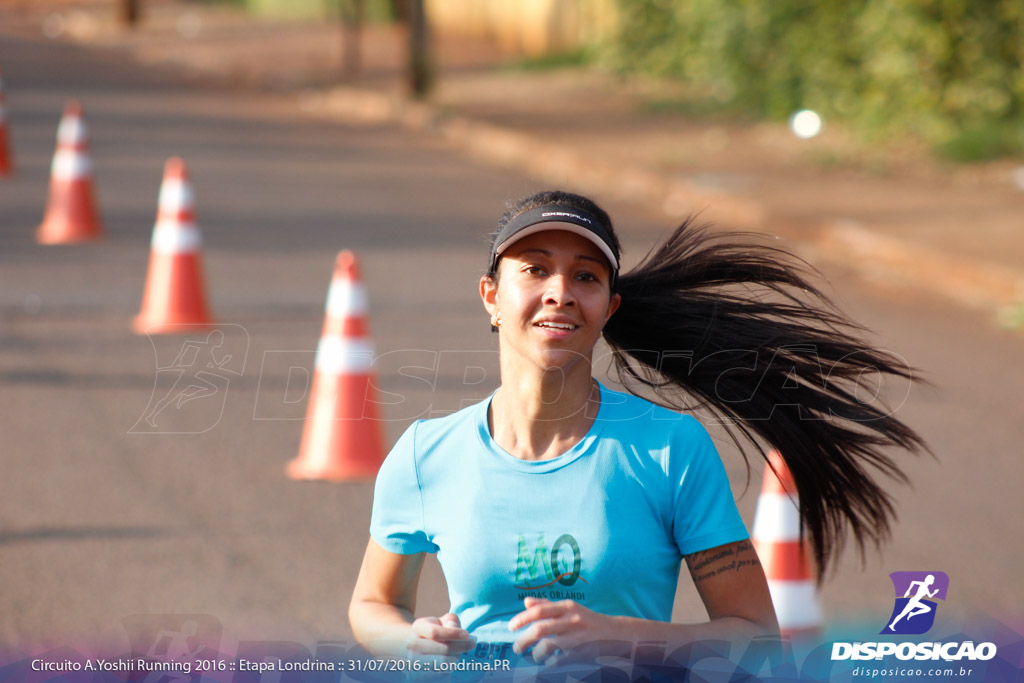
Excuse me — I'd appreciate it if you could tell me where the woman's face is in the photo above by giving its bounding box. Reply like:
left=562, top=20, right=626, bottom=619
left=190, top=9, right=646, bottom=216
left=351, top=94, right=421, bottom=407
left=480, top=229, right=621, bottom=372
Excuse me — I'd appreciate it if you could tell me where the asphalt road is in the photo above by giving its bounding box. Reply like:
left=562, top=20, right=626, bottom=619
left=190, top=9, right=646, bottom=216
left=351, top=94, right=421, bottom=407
left=1, top=28, right=1022, bottom=657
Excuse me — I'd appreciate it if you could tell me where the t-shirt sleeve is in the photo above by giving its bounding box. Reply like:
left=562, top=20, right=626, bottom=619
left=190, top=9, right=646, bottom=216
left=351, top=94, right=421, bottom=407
left=670, top=418, right=750, bottom=556
left=369, top=421, right=439, bottom=555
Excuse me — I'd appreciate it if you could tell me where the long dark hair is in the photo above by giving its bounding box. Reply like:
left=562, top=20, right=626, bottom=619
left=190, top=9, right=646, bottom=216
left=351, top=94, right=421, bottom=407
left=489, top=190, right=929, bottom=577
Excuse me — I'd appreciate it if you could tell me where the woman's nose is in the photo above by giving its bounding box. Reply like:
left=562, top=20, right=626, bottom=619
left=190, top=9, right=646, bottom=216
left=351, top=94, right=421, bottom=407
left=544, top=274, right=575, bottom=306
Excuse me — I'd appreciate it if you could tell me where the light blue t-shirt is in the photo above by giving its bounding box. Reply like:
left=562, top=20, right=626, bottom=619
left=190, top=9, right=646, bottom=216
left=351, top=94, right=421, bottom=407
left=369, top=382, right=749, bottom=643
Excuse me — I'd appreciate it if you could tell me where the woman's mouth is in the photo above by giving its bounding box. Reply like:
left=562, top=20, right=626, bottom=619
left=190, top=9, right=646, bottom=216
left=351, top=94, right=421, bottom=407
left=534, top=321, right=578, bottom=331
left=533, top=320, right=580, bottom=339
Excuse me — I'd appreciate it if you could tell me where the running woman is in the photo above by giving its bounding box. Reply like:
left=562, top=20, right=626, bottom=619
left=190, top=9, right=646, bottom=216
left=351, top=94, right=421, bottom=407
left=349, top=190, right=927, bottom=663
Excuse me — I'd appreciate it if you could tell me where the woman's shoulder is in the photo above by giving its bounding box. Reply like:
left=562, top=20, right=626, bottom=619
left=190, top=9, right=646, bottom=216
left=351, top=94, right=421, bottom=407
left=596, top=383, right=718, bottom=467
left=597, top=382, right=706, bottom=433
left=395, top=396, right=489, bottom=452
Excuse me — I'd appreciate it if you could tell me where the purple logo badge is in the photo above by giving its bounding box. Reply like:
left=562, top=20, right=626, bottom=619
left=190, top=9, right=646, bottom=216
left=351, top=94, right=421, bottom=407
left=881, top=571, right=949, bottom=635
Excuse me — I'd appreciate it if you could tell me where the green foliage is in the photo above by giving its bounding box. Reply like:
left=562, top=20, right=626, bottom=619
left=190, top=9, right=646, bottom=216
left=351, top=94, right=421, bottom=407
left=504, top=48, right=596, bottom=72
left=612, top=0, right=1024, bottom=157
left=240, top=0, right=397, bottom=23
left=998, top=302, right=1024, bottom=331
left=193, top=0, right=248, bottom=6
left=936, top=122, right=1024, bottom=162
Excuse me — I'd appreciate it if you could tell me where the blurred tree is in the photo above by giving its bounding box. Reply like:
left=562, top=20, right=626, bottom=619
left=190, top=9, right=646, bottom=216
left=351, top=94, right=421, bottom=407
left=118, top=0, right=140, bottom=27
left=338, top=0, right=365, bottom=80
left=406, top=0, right=433, bottom=97
left=389, top=0, right=410, bottom=23
left=612, top=0, right=1024, bottom=158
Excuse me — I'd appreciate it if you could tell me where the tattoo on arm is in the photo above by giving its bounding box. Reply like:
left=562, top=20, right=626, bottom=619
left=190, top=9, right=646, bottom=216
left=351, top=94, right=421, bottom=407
left=686, top=541, right=762, bottom=584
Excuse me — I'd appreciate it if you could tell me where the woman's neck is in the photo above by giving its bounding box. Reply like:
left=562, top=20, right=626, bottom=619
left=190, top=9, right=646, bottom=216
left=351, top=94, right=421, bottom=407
left=489, top=362, right=600, bottom=461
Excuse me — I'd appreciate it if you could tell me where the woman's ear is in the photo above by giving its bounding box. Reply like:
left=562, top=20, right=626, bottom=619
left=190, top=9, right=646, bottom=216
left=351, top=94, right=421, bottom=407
left=479, top=274, right=498, bottom=318
left=604, top=292, right=621, bottom=324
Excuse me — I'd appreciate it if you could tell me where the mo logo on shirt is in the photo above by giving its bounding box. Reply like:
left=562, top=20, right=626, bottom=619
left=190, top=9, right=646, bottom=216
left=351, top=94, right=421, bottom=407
left=513, top=533, right=588, bottom=591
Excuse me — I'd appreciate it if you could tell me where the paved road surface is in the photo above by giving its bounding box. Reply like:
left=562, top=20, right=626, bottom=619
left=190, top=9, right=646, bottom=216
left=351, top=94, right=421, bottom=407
left=1, top=29, right=1021, bottom=655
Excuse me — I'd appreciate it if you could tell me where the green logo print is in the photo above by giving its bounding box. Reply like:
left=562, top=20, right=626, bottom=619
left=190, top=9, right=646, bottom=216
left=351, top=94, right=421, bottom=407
left=514, top=533, right=584, bottom=589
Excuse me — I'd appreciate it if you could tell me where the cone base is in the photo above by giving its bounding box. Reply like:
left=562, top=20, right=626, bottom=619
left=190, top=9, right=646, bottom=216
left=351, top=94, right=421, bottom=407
left=134, top=252, right=214, bottom=335
left=287, top=371, right=385, bottom=483
left=132, top=315, right=215, bottom=335
left=36, top=220, right=102, bottom=244
left=37, top=179, right=103, bottom=243
left=285, top=457, right=380, bottom=482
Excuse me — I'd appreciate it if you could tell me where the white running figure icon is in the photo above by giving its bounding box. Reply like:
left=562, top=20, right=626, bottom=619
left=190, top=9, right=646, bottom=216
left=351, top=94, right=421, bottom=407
left=144, top=330, right=232, bottom=427
left=142, top=619, right=200, bottom=683
left=888, top=574, right=939, bottom=631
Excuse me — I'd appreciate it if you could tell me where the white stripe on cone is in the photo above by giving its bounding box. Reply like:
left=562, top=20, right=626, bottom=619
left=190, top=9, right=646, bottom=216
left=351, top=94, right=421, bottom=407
left=51, top=149, right=92, bottom=180
left=315, top=337, right=375, bottom=374
left=752, top=492, right=802, bottom=542
left=57, top=115, right=87, bottom=145
left=151, top=221, right=202, bottom=253
left=326, top=278, right=369, bottom=317
left=158, top=178, right=194, bottom=213
left=766, top=581, right=826, bottom=630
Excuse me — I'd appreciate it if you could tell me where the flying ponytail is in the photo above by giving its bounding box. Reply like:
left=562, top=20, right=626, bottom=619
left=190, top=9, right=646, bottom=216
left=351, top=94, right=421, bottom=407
left=602, top=218, right=929, bottom=577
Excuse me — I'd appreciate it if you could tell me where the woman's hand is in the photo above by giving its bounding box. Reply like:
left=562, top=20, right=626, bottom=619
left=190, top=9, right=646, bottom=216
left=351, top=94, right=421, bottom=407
left=509, top=597, right=620, bottom=664
left=406, top=613, right=476, bottom=657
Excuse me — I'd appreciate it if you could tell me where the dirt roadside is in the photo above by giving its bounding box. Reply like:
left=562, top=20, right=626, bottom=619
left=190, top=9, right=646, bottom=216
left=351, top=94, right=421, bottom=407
left=4, top=0, right=1023, bottom=329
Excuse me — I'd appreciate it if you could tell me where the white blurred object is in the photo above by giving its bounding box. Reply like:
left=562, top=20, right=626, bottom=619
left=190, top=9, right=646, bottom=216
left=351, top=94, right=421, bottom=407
left=1012, top=165, right=1024, bottom=192
left=790, top=109, right=824, bottom=139
left=66, top=10, right=101, bottom=40
left=42, top=13, right=66, bottom=38
left=177, top=12, right=203, bottom=39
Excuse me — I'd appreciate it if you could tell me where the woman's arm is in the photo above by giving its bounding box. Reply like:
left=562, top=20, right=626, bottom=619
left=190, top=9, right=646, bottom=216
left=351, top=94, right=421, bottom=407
left=678, top=539, right=779, bottom=638
left=510, top=539, right=778, bottom=663
left=349, top=538, right=475, bottom=658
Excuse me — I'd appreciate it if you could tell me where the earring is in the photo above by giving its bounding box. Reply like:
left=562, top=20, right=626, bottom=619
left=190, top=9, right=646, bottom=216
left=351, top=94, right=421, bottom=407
left=490, top=315, right=501, bottom=327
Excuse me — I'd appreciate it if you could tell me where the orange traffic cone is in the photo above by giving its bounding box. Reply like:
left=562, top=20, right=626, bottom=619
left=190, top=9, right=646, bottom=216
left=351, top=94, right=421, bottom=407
left=287, top=251, right=385, bottom=482
left=752, top=450, right=825, bottom=640
left=0, top=67, right=12, bottom=177
left=133, top=157, right=214, bottom=334
left=37, top=100, right=102, bottom=243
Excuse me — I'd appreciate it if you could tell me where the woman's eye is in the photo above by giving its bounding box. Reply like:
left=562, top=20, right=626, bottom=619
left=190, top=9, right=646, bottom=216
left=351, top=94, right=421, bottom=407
left=525, top=266, right=546, bottom=276
left=577, top=271, right=599, bottom=282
